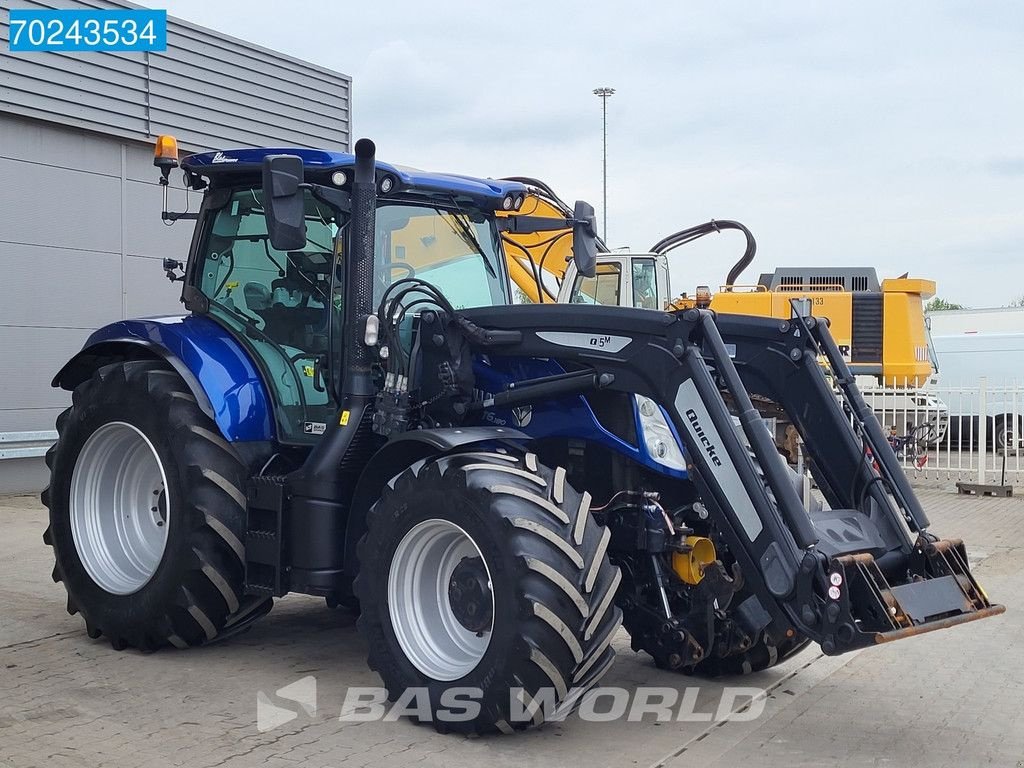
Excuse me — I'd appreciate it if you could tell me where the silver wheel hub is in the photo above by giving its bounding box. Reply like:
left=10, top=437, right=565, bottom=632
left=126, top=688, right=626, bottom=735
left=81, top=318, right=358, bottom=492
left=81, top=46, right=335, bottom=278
left=388, top=519, right=494, bottom=681
left=70, top=421, right=170, bottom=595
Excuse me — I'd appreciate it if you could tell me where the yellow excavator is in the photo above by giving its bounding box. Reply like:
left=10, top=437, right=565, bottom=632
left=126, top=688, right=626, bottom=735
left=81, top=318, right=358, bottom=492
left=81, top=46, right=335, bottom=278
left=497, top=178, right=937, bottom=389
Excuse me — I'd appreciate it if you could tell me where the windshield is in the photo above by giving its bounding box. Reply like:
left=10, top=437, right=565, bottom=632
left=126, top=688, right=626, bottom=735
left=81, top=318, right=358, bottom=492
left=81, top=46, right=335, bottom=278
left=374, top=203, right=508, bottom=310
left=631, top=258, right=659, bottom=309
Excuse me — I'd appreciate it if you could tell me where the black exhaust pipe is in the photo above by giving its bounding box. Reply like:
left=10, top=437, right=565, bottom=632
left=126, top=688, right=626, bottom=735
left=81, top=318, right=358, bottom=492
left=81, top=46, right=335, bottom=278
left=287, top=140, right=380, bottom=594
left=344, top=138, right=378, bottom=397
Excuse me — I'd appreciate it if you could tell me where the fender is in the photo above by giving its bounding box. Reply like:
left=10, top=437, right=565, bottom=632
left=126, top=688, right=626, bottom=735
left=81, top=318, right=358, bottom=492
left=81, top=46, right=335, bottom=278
left=341, top=426, right=531, bottom=588
left=52, top=315, right=274, bottom=443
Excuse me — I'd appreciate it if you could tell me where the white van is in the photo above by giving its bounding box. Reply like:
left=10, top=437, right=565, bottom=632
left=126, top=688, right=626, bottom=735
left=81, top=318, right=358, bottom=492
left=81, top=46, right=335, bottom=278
left=929, top=308, right=1024, bottom=449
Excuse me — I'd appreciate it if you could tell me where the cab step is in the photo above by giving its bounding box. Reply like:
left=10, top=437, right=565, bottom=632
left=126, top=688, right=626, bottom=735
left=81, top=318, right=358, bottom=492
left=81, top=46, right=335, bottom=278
left=244, top=475, right=289, bottom=598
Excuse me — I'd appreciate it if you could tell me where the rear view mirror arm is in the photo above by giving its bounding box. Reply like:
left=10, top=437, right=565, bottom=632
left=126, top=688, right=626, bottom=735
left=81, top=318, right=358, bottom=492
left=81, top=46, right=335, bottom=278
left=496, top=215, right=573, bottom=234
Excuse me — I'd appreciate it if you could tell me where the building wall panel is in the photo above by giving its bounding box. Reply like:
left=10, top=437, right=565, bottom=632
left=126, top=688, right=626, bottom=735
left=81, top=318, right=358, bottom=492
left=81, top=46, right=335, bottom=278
left=0, top=0, right=350, bottom=490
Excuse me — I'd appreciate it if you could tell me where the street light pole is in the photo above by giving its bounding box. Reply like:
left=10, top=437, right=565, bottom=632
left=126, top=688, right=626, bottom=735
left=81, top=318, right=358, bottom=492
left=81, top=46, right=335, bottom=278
left=593, top=86, right=615, bottom=243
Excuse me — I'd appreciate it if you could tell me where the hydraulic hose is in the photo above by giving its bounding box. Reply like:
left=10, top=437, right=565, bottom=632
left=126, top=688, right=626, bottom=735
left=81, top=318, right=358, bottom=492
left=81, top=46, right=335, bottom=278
left=649, top=220, right=756, bottom=289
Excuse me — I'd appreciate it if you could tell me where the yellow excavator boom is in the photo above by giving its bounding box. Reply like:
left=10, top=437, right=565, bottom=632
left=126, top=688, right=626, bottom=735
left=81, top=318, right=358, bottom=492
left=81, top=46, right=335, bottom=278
left=496, top=182, right=577, bottom=303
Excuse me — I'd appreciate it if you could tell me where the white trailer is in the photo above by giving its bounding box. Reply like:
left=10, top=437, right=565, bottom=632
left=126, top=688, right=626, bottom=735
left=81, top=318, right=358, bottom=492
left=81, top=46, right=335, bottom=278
left=929, top=307, right=1024, bottom=449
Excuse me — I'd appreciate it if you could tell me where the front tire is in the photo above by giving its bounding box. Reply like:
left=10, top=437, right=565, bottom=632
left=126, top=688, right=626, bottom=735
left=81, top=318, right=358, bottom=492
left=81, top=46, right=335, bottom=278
left=689, top=633, right=811, bottom=677
left=42, top=361, right=257, bottom=650
left=355, top=451, right=622, bottom=734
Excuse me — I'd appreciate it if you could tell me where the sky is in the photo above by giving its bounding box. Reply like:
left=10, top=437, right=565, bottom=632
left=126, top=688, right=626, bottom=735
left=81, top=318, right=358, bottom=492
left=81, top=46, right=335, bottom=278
left=145, top=1, right=1023, bottom=307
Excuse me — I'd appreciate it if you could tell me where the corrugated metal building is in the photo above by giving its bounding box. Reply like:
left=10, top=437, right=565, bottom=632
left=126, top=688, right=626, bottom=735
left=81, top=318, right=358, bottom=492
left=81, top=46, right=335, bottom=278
left=0, top=0, right=351, bottom=491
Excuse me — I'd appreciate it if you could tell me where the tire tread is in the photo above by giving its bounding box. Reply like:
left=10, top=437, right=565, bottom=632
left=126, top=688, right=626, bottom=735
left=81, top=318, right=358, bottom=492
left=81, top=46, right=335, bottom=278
left=355, top=450, right=622, bottom=734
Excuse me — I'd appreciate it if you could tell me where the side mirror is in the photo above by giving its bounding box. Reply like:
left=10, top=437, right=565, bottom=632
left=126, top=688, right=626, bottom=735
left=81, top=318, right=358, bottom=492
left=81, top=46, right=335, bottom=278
left=262, top=155, right=307, bottom=251
left=572, top=200, right=598, bottom=278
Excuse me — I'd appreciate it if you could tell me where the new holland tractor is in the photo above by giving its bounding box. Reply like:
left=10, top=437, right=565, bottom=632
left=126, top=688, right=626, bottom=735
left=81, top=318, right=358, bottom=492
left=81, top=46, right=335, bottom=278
left=43, top=137, right=1002, bottom=734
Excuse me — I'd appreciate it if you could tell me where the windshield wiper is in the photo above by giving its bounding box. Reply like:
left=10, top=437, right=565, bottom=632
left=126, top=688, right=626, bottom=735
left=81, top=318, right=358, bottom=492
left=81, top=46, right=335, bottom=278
left=442, top=203, right=498, bottom=279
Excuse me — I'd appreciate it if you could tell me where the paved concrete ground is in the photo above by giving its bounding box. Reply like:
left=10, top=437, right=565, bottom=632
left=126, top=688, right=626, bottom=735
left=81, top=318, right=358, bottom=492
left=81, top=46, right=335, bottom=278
left=1, top=489, right=1020, bottom=767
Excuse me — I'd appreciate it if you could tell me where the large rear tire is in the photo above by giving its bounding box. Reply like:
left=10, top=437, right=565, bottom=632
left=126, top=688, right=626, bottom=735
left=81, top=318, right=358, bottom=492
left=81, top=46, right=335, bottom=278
left=42, top=361, right=260, bottom=650
left=355, top=451, right=622, bottom=734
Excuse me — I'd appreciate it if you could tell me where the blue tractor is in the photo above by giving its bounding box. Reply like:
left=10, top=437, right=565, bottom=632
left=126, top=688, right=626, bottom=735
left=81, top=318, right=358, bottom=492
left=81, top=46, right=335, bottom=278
left=43, top=138, right=1002, bottom=733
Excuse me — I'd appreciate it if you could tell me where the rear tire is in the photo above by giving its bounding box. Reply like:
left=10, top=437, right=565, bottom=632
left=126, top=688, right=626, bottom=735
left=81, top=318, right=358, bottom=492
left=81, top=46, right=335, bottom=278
left=42, top=361, right=259, bottom=650
left=355, top=451, right=622, bottom=734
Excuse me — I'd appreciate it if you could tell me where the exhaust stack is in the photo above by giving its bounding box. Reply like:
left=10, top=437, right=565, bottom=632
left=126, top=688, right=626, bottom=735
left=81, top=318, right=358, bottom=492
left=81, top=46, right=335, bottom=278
left=345, top=138, right=378, bottom=397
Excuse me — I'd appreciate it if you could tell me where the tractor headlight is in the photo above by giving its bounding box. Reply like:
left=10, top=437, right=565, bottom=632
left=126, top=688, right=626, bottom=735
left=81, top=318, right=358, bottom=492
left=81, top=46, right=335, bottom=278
left=635, top=395, right=687, bottom=471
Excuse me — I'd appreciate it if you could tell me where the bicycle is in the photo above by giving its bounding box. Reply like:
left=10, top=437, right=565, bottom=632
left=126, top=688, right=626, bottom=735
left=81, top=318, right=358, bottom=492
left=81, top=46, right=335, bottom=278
left=886, top=420, right=937, bottom=469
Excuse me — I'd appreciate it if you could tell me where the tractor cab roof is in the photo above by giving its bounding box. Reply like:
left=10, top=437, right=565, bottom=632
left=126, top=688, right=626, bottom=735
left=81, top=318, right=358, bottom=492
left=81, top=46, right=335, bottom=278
left=182, top=147, right=527, bottom=210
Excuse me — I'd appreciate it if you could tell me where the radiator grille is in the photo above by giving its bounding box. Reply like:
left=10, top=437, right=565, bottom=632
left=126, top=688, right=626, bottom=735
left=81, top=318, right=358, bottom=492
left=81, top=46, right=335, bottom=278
left=851, top=293, right=884, bottom=362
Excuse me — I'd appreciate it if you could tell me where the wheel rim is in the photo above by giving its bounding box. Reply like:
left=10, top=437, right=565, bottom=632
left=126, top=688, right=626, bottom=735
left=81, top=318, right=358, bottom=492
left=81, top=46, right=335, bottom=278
left=70, top=422, right=170, bottom=595
left=388, top=519, right=494, bottom=681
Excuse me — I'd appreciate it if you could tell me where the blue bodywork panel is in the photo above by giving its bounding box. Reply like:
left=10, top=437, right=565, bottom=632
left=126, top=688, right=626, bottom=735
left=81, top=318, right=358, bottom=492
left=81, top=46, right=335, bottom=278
left=82, top=315, right=274, bottom=442
left=182, top=148, right=527, bottom=209
left=473, top=356, right=689, bottom=480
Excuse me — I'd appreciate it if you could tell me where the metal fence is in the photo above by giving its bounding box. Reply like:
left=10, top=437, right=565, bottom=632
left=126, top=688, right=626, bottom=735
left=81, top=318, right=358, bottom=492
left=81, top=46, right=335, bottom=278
left=861, top=377, right=1024, bottom=486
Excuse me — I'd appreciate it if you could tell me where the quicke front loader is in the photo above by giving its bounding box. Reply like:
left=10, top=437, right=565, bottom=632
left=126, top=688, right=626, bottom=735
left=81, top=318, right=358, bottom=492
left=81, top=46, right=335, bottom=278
left=42, top=138, right=1002, bottom=734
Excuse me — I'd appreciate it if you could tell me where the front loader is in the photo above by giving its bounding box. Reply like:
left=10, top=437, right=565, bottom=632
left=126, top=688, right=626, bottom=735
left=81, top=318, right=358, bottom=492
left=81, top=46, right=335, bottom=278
left=43, top=137, right=1002, bottom=734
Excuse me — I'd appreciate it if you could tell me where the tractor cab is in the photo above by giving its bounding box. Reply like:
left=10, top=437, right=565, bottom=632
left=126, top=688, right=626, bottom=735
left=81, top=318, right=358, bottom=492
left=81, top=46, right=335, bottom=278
left=162, top=142, right=526, bottom=444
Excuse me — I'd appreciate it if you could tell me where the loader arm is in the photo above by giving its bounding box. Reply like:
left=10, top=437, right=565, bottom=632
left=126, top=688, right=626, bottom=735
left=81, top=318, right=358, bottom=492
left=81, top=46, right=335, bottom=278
left=407, top=303, right=1002, bottom=655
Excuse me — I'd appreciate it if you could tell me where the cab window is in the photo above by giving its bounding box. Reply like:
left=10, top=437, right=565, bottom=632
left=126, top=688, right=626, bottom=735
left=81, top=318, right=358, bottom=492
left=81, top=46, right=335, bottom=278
left=632, top=258, right=659, bottom=309
left=374, top=203, right=508, bottom=310
left=197, top=187, right=341, bottom=443
left=570, top=263, right=622, bottom=305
